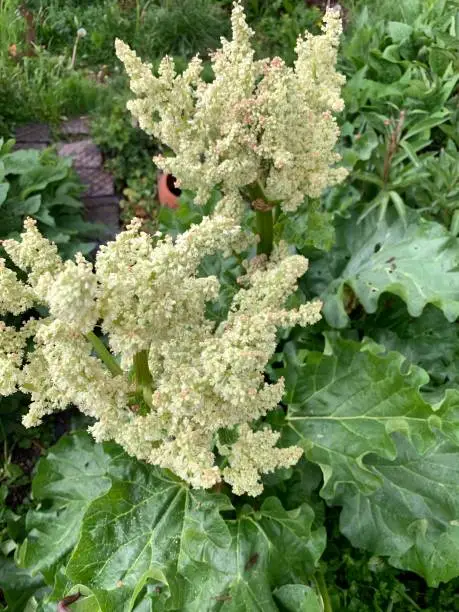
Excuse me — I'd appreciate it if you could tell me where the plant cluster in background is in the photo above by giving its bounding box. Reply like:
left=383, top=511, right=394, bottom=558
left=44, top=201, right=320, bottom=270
left=0, top=138, right=104, bottom=256
left=0, top=0, right=229, bottom=136
left=0, top=0, right=103, bottom=136
left=327, top=0, right=459, bottom=231
left=89, top=88, right=160, bottom=231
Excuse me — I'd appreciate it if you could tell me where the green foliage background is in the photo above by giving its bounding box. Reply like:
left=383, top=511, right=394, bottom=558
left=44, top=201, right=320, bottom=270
left=2, top=0, right=459, bottom=610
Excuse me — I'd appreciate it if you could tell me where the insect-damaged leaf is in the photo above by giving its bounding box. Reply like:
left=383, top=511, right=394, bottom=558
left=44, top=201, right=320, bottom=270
left=306, top=210, right=459, bottom=328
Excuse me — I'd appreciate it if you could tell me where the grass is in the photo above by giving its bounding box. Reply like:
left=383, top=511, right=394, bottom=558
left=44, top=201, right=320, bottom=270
left=0, top=0, right=24, bottom=61
left=0, top=53, right=104, bottom=134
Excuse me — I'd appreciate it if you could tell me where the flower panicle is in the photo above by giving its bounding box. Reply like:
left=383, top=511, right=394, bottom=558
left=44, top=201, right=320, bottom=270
left=0, top=217, right=321, bottom=496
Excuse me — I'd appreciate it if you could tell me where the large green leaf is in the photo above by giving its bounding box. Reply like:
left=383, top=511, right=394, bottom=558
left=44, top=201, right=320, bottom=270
left=273, top=584, right=322, bottom=611
left=275, top=200, right=335, bottom=253
left=282, top=335, right=452, bottom=499
left=2, top=149, right=41, bottom=175
left=19, top=433, right=115, bottom=577
left=0, top=557, right=46, bottom=612
left=11, top=194, right=42, bottom=217
left=19, top=162, right=70, bottom=199
left=361, top=300, right=459, bottom=389
left=0, top=146, right=102, bottom=257
left=339, top=434, right=459, bottom=586
left=65, top=452, right=325, bottom=611
left=308, top=211, right=459, bottom=328
left=387, top=21, right=413, bottom=43
left=283, top=335, right=459, bottom=585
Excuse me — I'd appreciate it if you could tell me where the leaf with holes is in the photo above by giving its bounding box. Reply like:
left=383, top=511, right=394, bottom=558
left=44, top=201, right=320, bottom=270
left=307, top=210, right=459, bottom=328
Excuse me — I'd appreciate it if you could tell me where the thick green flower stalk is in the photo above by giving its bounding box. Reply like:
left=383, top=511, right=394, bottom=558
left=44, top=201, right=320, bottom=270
left=115, top=2, right=347, bottom=253
left=0, top=218, right=321, bottom=495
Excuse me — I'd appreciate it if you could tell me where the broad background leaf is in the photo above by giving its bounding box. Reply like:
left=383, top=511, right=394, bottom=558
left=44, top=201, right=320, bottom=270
left=283, top=335, right=459, bottom=586
left=283, top=334, right=443, bottom=498
left=19, top=433, right=115, bottom=577
left=305, top=211, right=459, bottom=328
left=339, top=434, right=459, bottom=586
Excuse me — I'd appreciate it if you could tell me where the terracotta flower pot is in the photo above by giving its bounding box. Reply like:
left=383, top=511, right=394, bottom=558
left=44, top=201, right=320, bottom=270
left=157, top=173, right=181, bottom=209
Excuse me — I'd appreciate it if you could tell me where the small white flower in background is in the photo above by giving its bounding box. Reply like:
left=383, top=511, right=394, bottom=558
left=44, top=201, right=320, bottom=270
left=77, top=27, right=87, bottom=38
left=0, top=218, right=322, bottom=496
left=116, top=1, right=347, bottom=213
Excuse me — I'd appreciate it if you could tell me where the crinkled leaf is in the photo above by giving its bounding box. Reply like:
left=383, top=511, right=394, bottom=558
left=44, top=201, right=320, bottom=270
left=19, top=433, right=115, bottom=577
left=339, top=434, right=459, bottom=586
left=433, top=389, right=459, bottom=447
left=66, top=452, right=325, bottom=611
left=308, top=211, right=459, bottom=328
left=362, top=301, right=459, bottom=387
left=275, top=200, right=335, bottom=253
left=283, top=334, right=448, bottom=499
left=199, top=254, right=244, bottom=323
left=2, top=149, right=41, bottom=175
left=0, top=557, right=46, bottom=612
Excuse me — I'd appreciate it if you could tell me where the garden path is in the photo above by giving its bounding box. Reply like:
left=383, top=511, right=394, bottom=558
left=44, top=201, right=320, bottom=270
left=14, top=118, right=120, bottom=237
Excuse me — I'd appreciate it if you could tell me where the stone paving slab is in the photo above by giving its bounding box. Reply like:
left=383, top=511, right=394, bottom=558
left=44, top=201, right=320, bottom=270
left=78, top=167, right=115, bottom=197
left=60, top=117, right=90, bottom=137
left=15, top=120, right=119, bottom=237
left=13, top=141, right=48, bottom=151
left=84, top=196, right=120, bottom=234
left=15, top=123, right=51, bottom=144
left=57, top=139, right=102, bottom=169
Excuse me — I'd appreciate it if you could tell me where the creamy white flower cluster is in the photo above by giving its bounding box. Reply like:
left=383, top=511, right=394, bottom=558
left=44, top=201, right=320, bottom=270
left=115, top=2, right=346, bottom=212
left=0, top=218, right=321, bottom=495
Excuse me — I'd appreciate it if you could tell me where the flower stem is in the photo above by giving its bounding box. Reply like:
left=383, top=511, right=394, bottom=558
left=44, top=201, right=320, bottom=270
left=255, top=208, right=273, bottom=256
left=133, top=350, right=152, bottom=386
left=86, top=331, right=122, bottom=377
left=243, top=182, right=274, bottom=256
left=133, top=350, right=153, bottom=408
left=314, top=568, right=333, bottom=612
left=70, top=36, right=79, bottom=70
